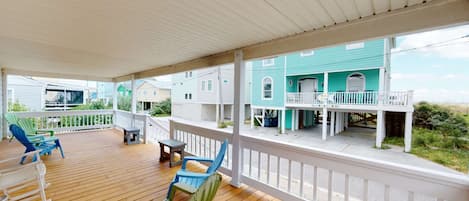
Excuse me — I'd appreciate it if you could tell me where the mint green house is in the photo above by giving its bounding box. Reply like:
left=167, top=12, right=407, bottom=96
left=250, top=38, right=415, bottom=151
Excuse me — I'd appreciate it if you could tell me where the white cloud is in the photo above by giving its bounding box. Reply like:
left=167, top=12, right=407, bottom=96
left=394, top=25, right=469, bottom=59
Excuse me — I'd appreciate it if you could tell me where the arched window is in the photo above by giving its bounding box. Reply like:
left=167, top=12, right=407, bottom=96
left=347, top=73, right=365, bottom=92
left=262, top=77, right=273, bottom=99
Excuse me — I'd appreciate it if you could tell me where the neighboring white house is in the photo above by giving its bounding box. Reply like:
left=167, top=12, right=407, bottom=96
left=136, top=79, right=171, bottom=112
left=8, top=75, right=87, bottom=111
left=171, top=63, right=252, bottom=122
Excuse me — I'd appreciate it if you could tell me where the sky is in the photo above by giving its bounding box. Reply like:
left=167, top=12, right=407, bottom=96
left=390, top=24, right=469, bottom=103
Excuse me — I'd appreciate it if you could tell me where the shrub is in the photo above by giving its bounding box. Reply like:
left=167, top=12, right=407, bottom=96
left=149, top=98, right=171, bottom=116
left=8, top=101, right=28, bottom=112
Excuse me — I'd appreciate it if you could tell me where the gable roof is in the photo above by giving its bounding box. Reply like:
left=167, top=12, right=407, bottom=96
left=137, top=79, right=171, bottom=90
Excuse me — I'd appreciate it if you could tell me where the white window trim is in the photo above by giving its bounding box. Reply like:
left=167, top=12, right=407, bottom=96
left=300, top=50, right=315, bottom=57
left=262, top=58, right=275, bottom=66
left=346, top=42, right=365, bottom=50
left=346, top=72, right=366, bottom=92
left=262, top=76, right=273, bottom=100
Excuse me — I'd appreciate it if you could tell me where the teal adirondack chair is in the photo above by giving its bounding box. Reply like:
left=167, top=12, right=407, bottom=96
left=166, top=139, right=228, bottom=201
left=167, top=173, right=222, bottom=201
left=9, top=124, right=64, bottom=163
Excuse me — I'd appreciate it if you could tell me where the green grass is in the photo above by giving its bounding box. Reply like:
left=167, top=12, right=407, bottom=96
left=152, top=113, right=170, bottom=117
left=383, top=128, right=469, bottom=173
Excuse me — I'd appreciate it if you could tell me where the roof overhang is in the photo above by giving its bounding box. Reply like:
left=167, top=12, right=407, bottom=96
left=0, top=0, right=467, bottom=82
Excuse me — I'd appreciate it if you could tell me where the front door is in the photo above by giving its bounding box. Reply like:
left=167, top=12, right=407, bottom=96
left=298, top=78, right=318, bottom=93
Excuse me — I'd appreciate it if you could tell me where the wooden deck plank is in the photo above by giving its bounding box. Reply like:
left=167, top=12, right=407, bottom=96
left=0, top=129, right=277, bottom=201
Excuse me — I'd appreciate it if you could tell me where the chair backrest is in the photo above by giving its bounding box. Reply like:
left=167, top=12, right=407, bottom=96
left=206, top=139, right=228, bottom=174
left=189, top=173, right=222, bottom=201
left=9, top=124, right=35, bottom=151
left=4, top=113, right=19, bottom=125
left=17, top=118, right=37, bottom=135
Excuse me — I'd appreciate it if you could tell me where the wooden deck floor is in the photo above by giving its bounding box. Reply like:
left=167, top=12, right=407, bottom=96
left=0, top=129, right=278, bottom=201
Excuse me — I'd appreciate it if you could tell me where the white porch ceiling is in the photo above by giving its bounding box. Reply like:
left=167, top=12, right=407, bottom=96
left=0, top=0, right=466, bottom=81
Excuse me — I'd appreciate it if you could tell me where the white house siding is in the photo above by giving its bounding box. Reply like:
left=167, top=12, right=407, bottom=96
left=171, top=103, right=203, bottom=121
left=8, top=76, right=44, bottom=111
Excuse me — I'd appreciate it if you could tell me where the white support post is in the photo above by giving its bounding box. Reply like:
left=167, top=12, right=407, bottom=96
left=376, top=110, right=384, bottom=148
left=322, top=72, right=329, bottom=140
left=131, top=75, right=137, bottom=127
left=1, top=69, right=7, bottom=140
left=295, top=109, right=299, bottom=130
left=231, top=49, right=245, bottom=187
left=335, top=112, right=341, bottom=134
left=216, top=104, right=220, bottom=124
left=231, top=105, right=234, bottom=121
left=378, top=68, right=385, bottom=106
left=404, top=112, right=413, bottom=152
left=250, top=108, right=254, bottom=129
left=112, top=82, right=118, bottom=127
left=281, top=109, right=286, bottom=134
left=322, top=108, right=328, bottom=140
left=330, top=111, right=335, bottom=136
left=291, top=110, right=295, bottom=131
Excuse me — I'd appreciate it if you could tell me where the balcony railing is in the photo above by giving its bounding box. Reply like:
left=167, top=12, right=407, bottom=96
left=286, top=91, right=413, bottom=107
left=170, top=120, right=469, bottom=201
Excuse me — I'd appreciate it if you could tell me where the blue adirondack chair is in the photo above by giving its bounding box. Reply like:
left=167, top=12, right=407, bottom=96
left=9, top=124, right=65, bottom=163
left=166, top=139, right=228, bottom=200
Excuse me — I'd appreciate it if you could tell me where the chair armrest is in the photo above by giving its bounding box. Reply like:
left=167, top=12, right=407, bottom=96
left=176, top=170, right=211, bottom=179
left=182, top=156, right=214, bottom=170
left=28, top=135, right=46, bottom=142
left=36, top=129, right=55, bottom=136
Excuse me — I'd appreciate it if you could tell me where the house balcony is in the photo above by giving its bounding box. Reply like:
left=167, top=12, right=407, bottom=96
left=286, top=91, right=413, bottom=112
left=3, top=109, right=468, bottom=201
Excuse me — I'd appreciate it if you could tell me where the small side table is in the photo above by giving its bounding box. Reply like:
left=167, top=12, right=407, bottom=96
left=123, top=128, right=140, bottom=145
left=158, top=139, right=186, bottom=167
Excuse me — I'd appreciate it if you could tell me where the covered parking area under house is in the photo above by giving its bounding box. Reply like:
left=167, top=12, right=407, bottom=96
left=1, top=0, right=469, bottom=201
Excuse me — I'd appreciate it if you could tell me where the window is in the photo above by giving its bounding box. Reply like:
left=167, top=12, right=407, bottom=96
left=346, top=42, right=365, bottom=50
left=153, top=91, right=157, bottom=96
left=185, top=93, right=188, bottom=99
left=189, top=71, right=192, bottom=77
left=201, top=80, right=206, bottom=91
left=188, top=93, right=192, bottom=99
left=207, top=80, right=213, bottom=91
left=262, top=77, right=273, bottom=99
left=185, top=71, right=193, bottom=78
left=262, top=58, right=275, bottom=66
left=300, top=50, right=314, bottom=57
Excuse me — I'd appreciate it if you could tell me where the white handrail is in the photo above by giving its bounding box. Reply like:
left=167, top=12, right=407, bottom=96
left=8, top=110, right=114, bottom=133
left=169, top=120, right=469, bottom=201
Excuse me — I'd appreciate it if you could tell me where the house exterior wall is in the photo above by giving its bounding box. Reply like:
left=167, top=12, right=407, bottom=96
left=8, top=76, right=44, bottom=112
left=136, top=82, right=170, bottom=103
left=252, top=39, right=386, bottom=108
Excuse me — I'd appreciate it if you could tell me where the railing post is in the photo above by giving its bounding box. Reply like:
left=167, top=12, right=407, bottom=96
left=1, top=69, right=7, bottom=140
left=231, top=49, right=244, bottom=187
left=112, top=82, right=118, bottom=128
left=169, top=119, right=175, bottom=140
left=131, top=74, right=137, bottom=127
left=143, top=115, right=148, bottom=144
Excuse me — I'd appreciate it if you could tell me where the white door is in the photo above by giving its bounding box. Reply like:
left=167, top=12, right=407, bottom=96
left=347, top=73, right=365, bottom=92
left=299, top=78, right=318, bottom=93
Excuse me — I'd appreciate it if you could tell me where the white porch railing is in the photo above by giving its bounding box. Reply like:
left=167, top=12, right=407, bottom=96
left=10, top=110, right=114, bottom=133
left=286, top=92, right=321, bottom=105
left=170, top=120, right=469, bottom=201
left=114, top=110, right=169, bottom=144
left=286, top=91, right=413, bottom=107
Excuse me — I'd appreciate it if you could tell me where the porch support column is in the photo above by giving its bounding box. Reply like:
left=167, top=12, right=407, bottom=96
left=131, top=75, right=137, bottom=127
left=291, top=110, right=295, bottom=131
left=322, top=72, right=328, bottom=140
left=404, top=112, right=413, bottom=152
left=112, top=82, right=118, bottom=127
left=231, top=49, right=245, bottom=187
left=1, top=69, right=7, bottom=140
left=250, top=108, right=254, bottom=128
left=281, top=109, right=286, bottom=134
left=376, top=110, right=384, bottom=148
left=330, top=111, right=335, bottom=136
left=378, top=68, right=385, bottom=105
